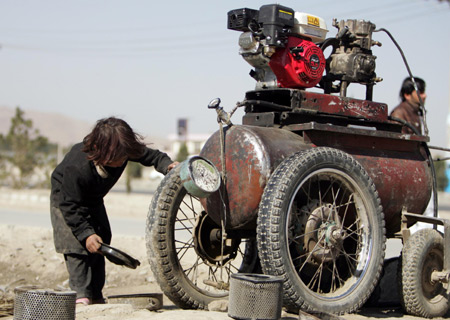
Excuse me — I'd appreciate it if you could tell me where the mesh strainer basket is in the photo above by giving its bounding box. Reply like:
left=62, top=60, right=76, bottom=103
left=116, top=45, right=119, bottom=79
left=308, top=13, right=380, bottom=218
left=228, top=273, right=283, bottom=320
left=14, top=286, right=76, bottom=320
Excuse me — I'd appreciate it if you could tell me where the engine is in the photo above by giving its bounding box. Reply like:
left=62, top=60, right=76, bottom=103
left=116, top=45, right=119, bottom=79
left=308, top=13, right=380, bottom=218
left=269, top=36, right=325, bottom=88
left=228, top=4, right=327, bottom=90
left=228, top=4, right=382, bottom=99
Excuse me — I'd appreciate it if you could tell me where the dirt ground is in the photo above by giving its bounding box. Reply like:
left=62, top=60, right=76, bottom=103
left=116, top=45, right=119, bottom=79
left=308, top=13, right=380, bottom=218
left=1, top=188, right=450, bottom=319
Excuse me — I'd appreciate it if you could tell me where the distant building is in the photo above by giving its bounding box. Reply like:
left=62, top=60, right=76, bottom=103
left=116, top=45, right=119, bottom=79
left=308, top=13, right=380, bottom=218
left=168, top=133, right=211, bottom=158
left=169, top=118, right=211, bottom=158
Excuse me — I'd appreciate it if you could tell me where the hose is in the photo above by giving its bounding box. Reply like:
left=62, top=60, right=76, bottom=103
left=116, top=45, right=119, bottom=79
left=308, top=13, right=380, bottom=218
left=374, top=28, right=429, bottom=136
left=374, top=28, right=436, bottom=218
left=388, top=116, right=421, bottom=135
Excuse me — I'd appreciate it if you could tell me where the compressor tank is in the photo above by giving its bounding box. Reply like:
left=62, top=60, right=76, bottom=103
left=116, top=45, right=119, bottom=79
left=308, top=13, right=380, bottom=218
left=200, top=125, right=311, bottom=230
left=200, top=124, right=432, bottom=235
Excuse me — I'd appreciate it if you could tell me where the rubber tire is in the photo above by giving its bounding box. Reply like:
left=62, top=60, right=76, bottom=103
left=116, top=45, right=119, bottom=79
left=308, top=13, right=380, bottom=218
left=257, top=147, right=386, bottom=314
left=399, top=228, right=448, bottom=318
left=146, top=166, right=257, bottom=309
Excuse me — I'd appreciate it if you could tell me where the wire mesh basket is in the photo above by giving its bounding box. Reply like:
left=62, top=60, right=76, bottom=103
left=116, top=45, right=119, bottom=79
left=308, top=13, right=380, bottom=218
left=228, top=273, right=283, bottom=320
left=14, top=286, right=76, bottom=320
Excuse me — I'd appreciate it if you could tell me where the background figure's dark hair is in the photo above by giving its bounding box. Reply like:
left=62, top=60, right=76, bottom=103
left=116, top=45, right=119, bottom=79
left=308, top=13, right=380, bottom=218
left=82, top=117, right=146, bottom=165
left=399, top=76, right=426, bottom=101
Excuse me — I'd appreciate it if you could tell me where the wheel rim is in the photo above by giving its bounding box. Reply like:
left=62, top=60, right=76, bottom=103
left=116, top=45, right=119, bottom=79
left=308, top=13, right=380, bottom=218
left=173, top=191, right=253, bottom=296
left=286, top=168, right=372, bottom=300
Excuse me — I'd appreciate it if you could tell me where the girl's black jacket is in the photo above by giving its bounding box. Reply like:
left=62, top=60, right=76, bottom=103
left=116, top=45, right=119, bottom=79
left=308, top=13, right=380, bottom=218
left=50, top=142, right=173, bottom=254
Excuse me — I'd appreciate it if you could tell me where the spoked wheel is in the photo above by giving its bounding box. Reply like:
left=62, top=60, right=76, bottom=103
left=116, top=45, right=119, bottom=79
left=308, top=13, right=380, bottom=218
left=257, top=147, right=386, bottom=314
left=399, top=228, right=448, bottom=318
left=146, top=167, right=258, bottom=309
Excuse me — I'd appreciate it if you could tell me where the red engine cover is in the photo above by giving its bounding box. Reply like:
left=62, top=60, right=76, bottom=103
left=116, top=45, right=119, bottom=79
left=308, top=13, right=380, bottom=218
left=269, top=36, right=325, bottom=88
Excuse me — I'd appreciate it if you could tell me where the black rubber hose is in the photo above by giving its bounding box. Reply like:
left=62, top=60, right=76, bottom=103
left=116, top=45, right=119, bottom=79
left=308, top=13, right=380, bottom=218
left=375, top=27, right=436, bottom=218
left=388, top=116, right=421, bottom=136
left=374, top=28, right=428, bottom=136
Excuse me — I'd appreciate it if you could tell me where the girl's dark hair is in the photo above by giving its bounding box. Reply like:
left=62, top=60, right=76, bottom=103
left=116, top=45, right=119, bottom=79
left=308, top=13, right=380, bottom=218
left=82, top=117, right=146, bottom=165
left=400, top=77, right=426, bottom=101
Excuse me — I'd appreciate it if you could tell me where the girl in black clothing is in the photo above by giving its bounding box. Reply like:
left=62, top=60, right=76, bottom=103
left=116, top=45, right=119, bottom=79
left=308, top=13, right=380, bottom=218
left=50, top=117, right=178, bottom=305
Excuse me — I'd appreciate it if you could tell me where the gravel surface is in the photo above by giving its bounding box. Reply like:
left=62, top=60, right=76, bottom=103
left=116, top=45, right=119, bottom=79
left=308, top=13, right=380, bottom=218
left=2, top=188, right=450, bottom=319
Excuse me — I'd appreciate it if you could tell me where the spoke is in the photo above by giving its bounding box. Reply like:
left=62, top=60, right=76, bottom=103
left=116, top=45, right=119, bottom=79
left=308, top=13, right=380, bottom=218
left=182, top=196, right=197, bottom=212
left=334, top=198, right=356, bottom=211
left=175, top=219, right=194, bottom=235
left=320, top=176, right=335, bottom=204
left=318, top=178, right=324, bottom=212
left=291, top=227, right=319, bottom=244
left=183, top=256, right=210, bottom=283
left=225, top=263, right=232, bottom=278
left=345, top=233, right=360, bottom=244
left=330, top=258, right=336, bottom=292
left=180, top=196, right=200, bottom=223
left=298, top=231, right=327, bottom=273
left=300, top=177, right=314, bottom=203
left=343, top=217, right=361, bottom=235
left=337, top=194, right=355, bottom=228
left=178, top=207, right=196, bottom=229
left=343, top=222, right=363, bottom=244
left=208, top=265, right=220, bottom=283
left=338, top=188, right=352, bottom=209
left=175, top=238, right=194, bottom=248
left=229, top=262, right=241, bottom=273
left=290, top=225, right=326, bottom=265
left=330, top=182, right=342, bottom=222
left=327, top=259, right=336, bottom=292
left=307, top=260, right=324, bottom=292
left=335, top=245, right=358, bottom=275
left=184, top=255, right=201, bottom=279
left=175, top=216, right=196, bottom=224
left=175, top=239, right=195, bottom=260
left=334, top=244, right=359, bottom=264
left=292, top=250, right=313, bottom=263
left=316, top=259, right=326, bottom=293
left=329, top=256, right=346, bottom=290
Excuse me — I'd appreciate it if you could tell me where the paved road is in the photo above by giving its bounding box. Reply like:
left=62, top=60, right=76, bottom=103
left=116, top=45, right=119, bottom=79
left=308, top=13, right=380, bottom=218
left=3, top=191, right=450, bottom=253
left=0, top=207, right=147, bottom=237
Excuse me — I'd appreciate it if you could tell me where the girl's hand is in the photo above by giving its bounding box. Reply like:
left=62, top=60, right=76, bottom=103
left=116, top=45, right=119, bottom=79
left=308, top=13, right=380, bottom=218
left=168, top=162, right=179, bottom=172
left=86, top=234, right=103, bottom=253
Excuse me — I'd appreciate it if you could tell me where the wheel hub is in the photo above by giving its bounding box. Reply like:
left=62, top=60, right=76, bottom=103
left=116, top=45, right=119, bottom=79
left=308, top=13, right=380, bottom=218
left=303, top=203, right=345, bottom=264
left=423, top=253, right=445, bottom=295
left=193, top=211, right=240, bottom=265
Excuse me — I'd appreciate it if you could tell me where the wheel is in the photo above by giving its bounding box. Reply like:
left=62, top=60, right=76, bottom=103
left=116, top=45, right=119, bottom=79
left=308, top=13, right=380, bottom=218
left=257, top=147, right=386, bottom=314
left=146, top=166, right=258, bottom=309
left=399, top=228, right=448, bottom=318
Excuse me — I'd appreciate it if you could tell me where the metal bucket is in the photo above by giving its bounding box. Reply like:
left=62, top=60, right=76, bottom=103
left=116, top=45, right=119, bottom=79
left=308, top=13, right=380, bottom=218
left=14, top=286, right=76, bottom=320
left=228, top=273, right=283, bottom=320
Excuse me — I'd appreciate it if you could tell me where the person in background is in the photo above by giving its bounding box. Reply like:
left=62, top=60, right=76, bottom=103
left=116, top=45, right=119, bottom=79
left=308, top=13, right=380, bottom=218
left=390, top=76, right=427, bottom=135
left=390, top=77, right=442, bottom=234
left=50, top=117, right=178, bottom=305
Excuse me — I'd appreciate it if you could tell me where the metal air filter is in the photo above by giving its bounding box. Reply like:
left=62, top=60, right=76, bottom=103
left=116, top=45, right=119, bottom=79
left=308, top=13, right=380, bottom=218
left=14, top=286, right=76, bottom=320
left=228, top=273, right=283, bottom=320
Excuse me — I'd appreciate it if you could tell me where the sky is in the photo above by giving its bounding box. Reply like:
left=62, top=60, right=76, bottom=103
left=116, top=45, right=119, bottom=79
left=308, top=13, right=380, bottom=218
left=0, top=0, right=449, bottom=148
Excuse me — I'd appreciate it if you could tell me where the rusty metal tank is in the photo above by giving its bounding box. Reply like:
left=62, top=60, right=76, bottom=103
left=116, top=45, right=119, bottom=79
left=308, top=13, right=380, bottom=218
left=200, top=125, right=312, bottom=230
left=200, top=89, right=433, bottom=235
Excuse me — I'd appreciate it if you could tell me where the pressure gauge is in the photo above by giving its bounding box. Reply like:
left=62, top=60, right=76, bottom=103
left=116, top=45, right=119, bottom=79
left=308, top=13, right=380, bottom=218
left=180, top=156, right=221, bottom=198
